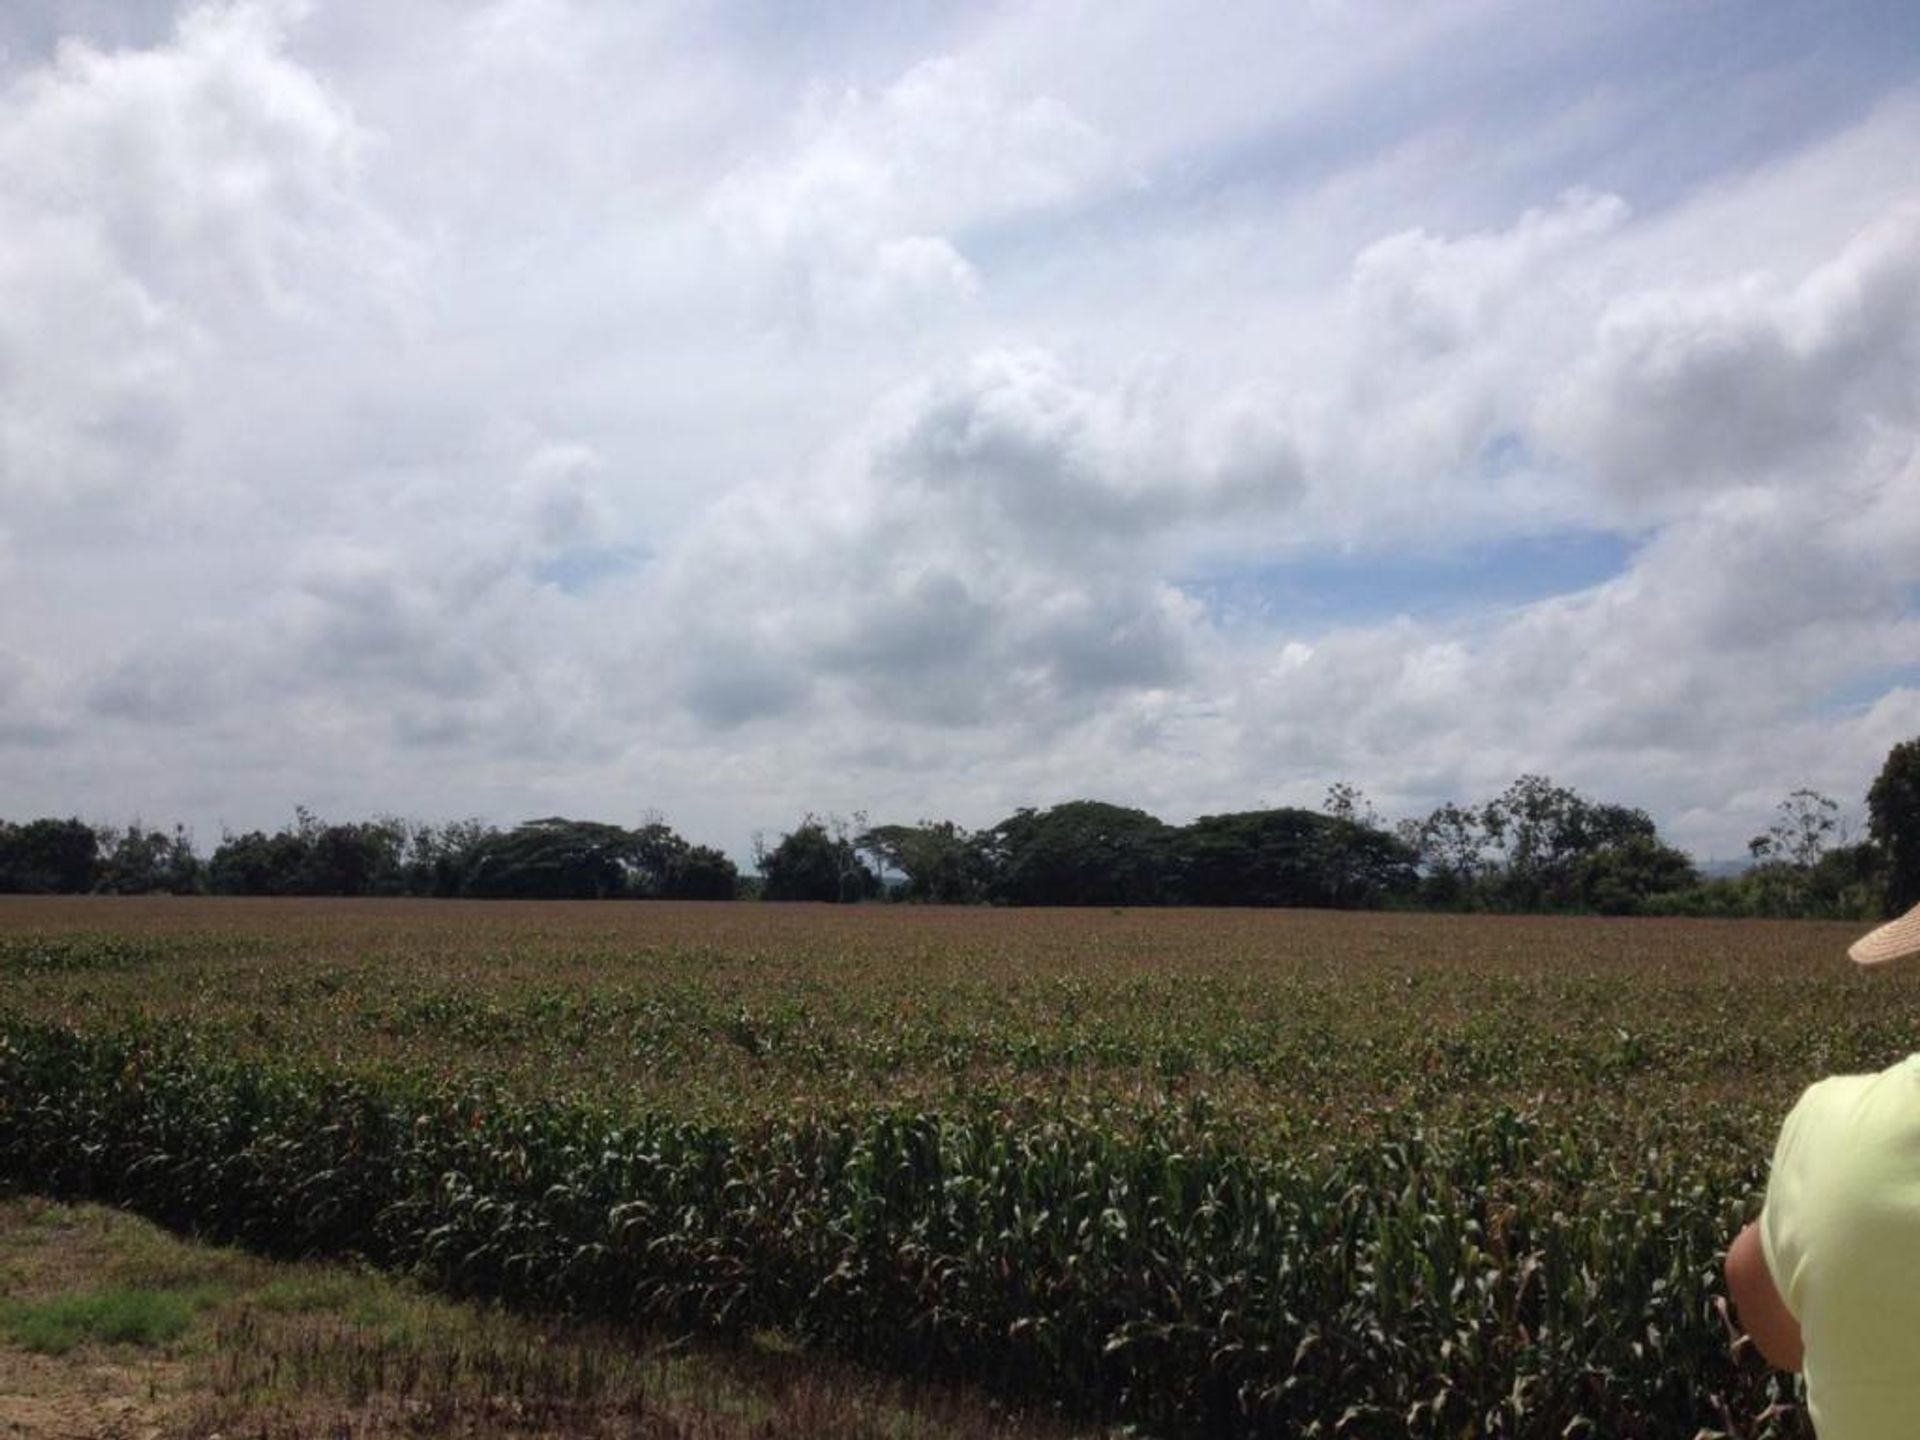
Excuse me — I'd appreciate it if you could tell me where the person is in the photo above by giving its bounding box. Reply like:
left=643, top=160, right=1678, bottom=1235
left=1725, top=900, right=1920, bottom=1437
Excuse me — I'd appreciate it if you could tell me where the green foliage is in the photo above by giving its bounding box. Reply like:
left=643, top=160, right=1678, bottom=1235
left=206, top=808, right=412, bottom=896
left=758, top=817, right=876, bottom=903
left=1479, top=776, right=1658, bottom=910
left=858, top=822, right=989, bottom=903
left=1402, top=802, right=1493, bottom=908
left=465, top=818, right=651, bottom=899
left=0, top=934, right=218, bottom=974
left=1400, top=780, right=1698, bottom=915
left=12, top=734, right=1920, bottom=916
left=1570, top=833, right=1699, bottom=915
left=400, top=818, right=497, bottom=897
left=1173, top=808, right=1415, bottom=907
left=983, top=802, right=1172, bottom=906
left=1748, top=789, right=1840, bottom=872
left=667, top=843, right=740, bottom=901
left=208, top=826, right=314, bottom=896
left=0, top=1016, right=1806, bottom=1437
left=94, top=823, right=203, bottom=895
left=1869, top=736, right=1920, bottom=914
left=197, top=812, right=736, bottom=901
left=0, top=1285, right=201, bottom=1353
left=0, top=817, right=99, bottom=894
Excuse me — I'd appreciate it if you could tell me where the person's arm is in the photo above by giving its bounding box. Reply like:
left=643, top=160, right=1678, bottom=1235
left=1726, top=1219, right=1804, bottom=1372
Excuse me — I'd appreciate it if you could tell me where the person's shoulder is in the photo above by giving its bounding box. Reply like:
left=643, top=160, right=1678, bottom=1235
left=1799, top=1059, right=1910, bottom=1100
left=1781, top=1062, right=1915, bottom=1142
left=1777, top=1072, right=1869, bottom=1144
left=1792, top=1072, right=1859, bottom=1108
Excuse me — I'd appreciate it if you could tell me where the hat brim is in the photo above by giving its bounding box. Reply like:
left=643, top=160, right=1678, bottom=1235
left=1850, top=904, right=1920, bottom=966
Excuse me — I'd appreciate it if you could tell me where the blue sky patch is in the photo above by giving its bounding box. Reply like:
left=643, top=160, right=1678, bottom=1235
left=1181, top=528, right=1636, bottom=631
left=533, top=545, right=647, bottom=595
left=1824, top=662, right=1920, bottom=714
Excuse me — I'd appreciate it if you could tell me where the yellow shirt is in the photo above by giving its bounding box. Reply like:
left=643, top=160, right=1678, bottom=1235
left=1762, top=1056, right=1920, bottom=1438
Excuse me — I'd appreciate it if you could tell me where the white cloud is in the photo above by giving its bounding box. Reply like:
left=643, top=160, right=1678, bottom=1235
left=707, top=57, right=1116, bottom=329
left=1, top=1, right=1917, bottom=862
left=0, top=1, right=407, bottom=517
left=639, top=346, right=1300, bottom=735
left=511, top=443, right=613, bottom=556
left=1541, top=203, right=1920, bottom=501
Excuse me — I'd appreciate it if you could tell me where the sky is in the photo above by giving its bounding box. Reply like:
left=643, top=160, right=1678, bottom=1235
left=2, top=0, right=1918, bottom=863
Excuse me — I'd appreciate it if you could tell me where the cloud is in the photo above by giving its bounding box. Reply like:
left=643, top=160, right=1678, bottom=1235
left=707, top=57, right=1116, bottom=328
left=0, top=650, right=70, bottom=748
left=85, top=648, right=230, bottom=726
left=0, top=1, right=406, bottom=517
left=1541, top=203, right=1920, bottom=500
left=644, top=346, right=1300, bottom=732
left=1348, top=190, right=1628, bottom=365
left=512, top=443, right=614, bottom=556
left=1, top=1, right=1917, bottom=864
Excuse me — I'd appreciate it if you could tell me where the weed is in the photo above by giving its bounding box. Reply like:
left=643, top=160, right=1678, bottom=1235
left=0, top=1285, right=201, bottom=1353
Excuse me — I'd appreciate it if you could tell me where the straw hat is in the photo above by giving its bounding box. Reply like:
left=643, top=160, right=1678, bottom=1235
left=1850, top=903, right=1920, bottom=966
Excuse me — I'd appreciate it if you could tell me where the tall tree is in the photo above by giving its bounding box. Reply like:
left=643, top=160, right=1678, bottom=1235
left=208, top=828, right=310, bottom=895
left=463, top=818, right=642, bottom=899
left=758, top=816, right=875, bottom=903
left=1869, top=737, right=1920, bottom=914
left=96, top=823, right=203, bottom=894
left=1408, top=802, right=1494, bottom=908
left=1481, top=776, right=1657, bottom=911
left=665, top=844, right=739, bottom=900
left=1572, top=834, right=1699, bottom=915
left=1748, top=789, right=1841, bottom=871
left=0, top=818, right=100, bottom=893
left=858, top=820, right=987, bottom=903
left=1175, top=808, right=1414, bottom=908
left=983, top=802, right=1172, bottom=906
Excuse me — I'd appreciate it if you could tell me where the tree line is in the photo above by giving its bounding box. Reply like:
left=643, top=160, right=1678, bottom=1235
left=0, top=811, right=736, bottom=902
left=3, top=735, right=1916, bottom=918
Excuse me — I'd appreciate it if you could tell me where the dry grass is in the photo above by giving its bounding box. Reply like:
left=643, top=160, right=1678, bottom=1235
left=0, top=1198, right=1096, bottom=1440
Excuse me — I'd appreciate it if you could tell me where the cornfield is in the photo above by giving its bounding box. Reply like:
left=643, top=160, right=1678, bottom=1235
left=1, top=897, right=1902, bottom=1436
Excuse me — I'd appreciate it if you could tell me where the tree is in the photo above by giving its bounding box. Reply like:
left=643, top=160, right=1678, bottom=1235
left=206, top=811, right=407, bottom=897
left=1744, top=789, right=1852, bottom=917
left=627, top=819, right=692, bottom=898
left=1748, top=789, right=1841, bottom=872
left=665, top=844, right=738, bottom=900
left=1573, top=834, right=1699, bottom=915
left=1174, top=808, right=1415, bottom=908
left=462, top=818, right=642, bottom=898
left=1322, top=782, right=1382, bottom=830
left=1315, top=816, right=1420, bottom=908
left=0, top=818, right=100, bottom=893
left=858, top=820, right=988, bottom=903
left=1482, top=775, right=1580, bottom=909
left=1869, top=737, right=1920, bottom=914
left=1804, top=840, right=1885, bottom=921
left=1480, top=776, right=1658, bottom=911
left=982, top=802, right=1172, bottom=906
left=302, top=821, right=401, bottom=896
left=620, top=816, right=738, bottom=900
left=208, top=825, right=313, bottom=895
left=759, top=816, right=875, bottom=902
left=1408, top=802, right=1496, bottom=908
left=404, top=819, right=496, bottom=896
left=96, top=823, right=202, bottom=894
